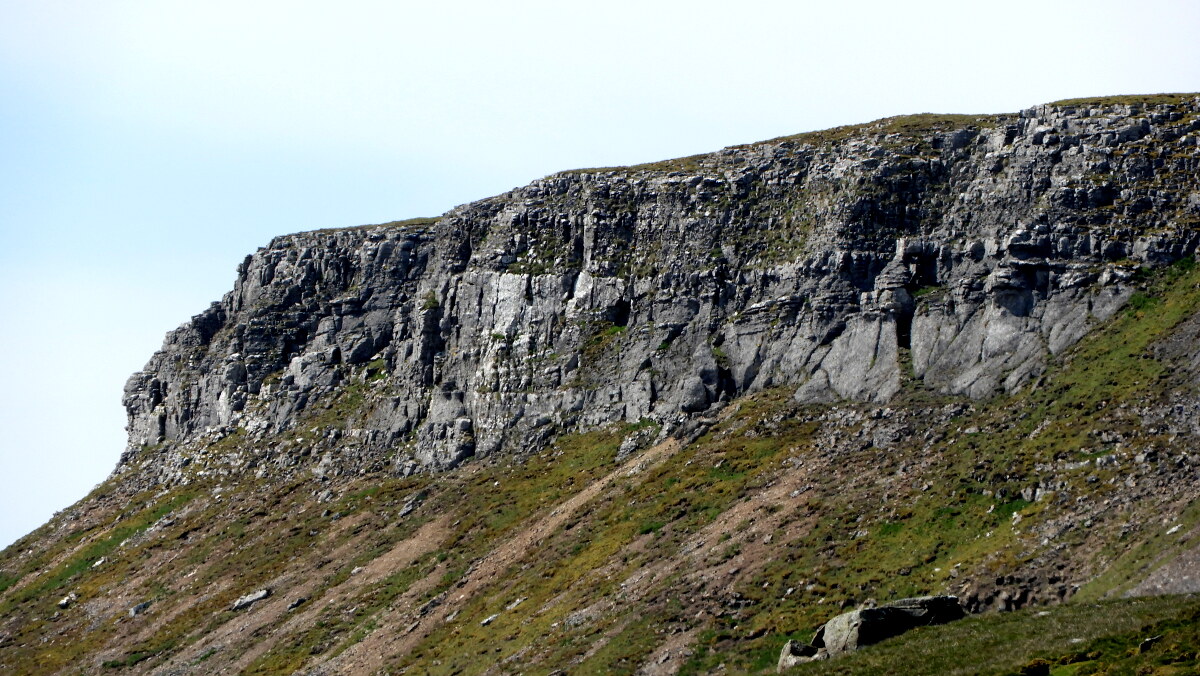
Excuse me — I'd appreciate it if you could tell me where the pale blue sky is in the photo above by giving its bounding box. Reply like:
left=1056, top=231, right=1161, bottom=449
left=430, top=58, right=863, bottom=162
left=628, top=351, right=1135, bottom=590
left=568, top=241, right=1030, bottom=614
left=2, top=0, right=1198, bottom=549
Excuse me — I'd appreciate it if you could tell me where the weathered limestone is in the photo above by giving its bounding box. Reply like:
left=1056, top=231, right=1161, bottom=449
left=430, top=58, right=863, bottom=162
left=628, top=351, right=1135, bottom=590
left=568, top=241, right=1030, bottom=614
left=778, top=596, right=966, bottom=670
left=118, top=97, right=1200, bottom=484
left=777, top=639, right=823, bottom=671
left=815, top=595, right=965, bottom=657
left=231, top=589, right=271, bottom=611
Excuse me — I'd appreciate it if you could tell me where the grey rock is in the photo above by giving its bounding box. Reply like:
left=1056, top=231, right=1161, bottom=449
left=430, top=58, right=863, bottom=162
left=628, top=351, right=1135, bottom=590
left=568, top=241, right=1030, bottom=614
left=397, top=490, right=427, bottom=518
left=616, top=424, right=656, bottom=460
left=114, top=97, right=1200, bottom=486
left=813, top=595, right=965, bottom=657
left=231, top=589, right=271, bottom=611
left=57, top=592, right=77, bottom=609
left=129, top=601, right=151, bottom=617
left=777, top=639, right=823, bottom=671
left=679, top=376, right=711, bottom=413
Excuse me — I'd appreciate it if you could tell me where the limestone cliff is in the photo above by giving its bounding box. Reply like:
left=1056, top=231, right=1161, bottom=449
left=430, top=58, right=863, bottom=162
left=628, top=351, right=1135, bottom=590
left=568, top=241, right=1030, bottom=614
left=12, top=94, right=1200, bottom=676
left=121, top=95, right=1200, bottom=483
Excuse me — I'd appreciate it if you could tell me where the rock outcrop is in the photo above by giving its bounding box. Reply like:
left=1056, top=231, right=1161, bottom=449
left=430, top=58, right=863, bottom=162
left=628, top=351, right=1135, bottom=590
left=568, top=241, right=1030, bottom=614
left=119, top=96, right=1200, bottom=485
left=814, top=595, right=966, bottom=656
left=11, top=93, right=1200, bottom=676
left=779, top=596, right=965, bottom=670
left=231, top=589, right=271, bottom=612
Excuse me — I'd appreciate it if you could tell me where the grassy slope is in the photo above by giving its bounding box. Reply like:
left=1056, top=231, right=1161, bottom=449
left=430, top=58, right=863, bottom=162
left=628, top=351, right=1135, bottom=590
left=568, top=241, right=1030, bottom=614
left=4, top=94, right=1200, bottom=674
left=4, top=260, right=1200, bottom=674
left=1050, top=93, right=1198, bottom=108
left=789, top=594, right=1200, bottom=676
left=3, top=268, right=1200, bottom=674
left=567, top=93, right=1197, bottom=177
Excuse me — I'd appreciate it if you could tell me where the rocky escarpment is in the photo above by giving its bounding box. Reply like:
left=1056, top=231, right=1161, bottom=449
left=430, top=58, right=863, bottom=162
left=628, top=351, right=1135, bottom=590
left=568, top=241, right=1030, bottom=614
left=121, top=95, right=1200, bottom=483
left=12, top=94, right=1200, bottom=676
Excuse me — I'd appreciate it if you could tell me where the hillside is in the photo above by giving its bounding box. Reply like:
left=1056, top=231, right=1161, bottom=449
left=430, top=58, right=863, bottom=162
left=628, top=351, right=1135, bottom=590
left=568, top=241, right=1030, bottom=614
left=4, top=93, right=1200, bottom=674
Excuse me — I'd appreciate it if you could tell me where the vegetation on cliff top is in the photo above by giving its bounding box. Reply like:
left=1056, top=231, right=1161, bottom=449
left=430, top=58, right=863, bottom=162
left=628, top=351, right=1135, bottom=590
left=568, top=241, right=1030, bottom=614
left=561, top=93, right=1196, bottom=178
left=1050, top=92, right=1199, bottom=108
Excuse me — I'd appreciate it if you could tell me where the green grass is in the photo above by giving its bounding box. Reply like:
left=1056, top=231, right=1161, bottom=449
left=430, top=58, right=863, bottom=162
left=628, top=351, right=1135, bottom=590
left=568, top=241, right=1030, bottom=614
left=678, top=255, right=1200, bottom=672
left=785, top=594, right=1200, bottom=676
left=561, top=93, right=1197, bottom=178
left=1037, top=257, right=1198, bottom=421
left=305, top=216, right=440, bottom=236
left=1076, top=495, right=1200, bottom=602
left=574, top=614, right=668, bottom=674
left=101, top=638, right=179, bottom=670
left=389, top=401, right=807, bottom=675
left=385, top=426, right=633, bottom=675
left=563, top=153, right=709, bottom=175
left=1049, top=93, right=1199, bottom=108
left=0, top=485, right=201, bottom=673
left=581, top=321, right=627, bottom=362
left=766, top=112, right=1000, bottom=149
left=365, top=357, right=387, bottom=381
left=2, top=488, right=197, bottom=610
left=460, top=392, right=813, bottom=675
left=10, top=243, right=1200, bottom=675
left=244, top=551, right=441, bottom=675
left=125, top=475, right=438, bottom=673
left=563, top=111, right=1005, bottom=177
left=421, top=291, right=440, bottom=311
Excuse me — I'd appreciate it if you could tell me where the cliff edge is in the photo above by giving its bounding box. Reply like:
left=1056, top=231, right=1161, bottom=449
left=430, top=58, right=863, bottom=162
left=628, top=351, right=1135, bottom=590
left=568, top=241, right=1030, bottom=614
left=121, top=94, right=1200, bottom=484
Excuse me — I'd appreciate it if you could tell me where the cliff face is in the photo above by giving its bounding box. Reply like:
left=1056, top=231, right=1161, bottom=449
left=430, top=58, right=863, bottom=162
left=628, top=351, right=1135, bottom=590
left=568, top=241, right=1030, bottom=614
left=121, top=96, right=1200, bottom=483
left=11, top=94, right=1200, bottom=676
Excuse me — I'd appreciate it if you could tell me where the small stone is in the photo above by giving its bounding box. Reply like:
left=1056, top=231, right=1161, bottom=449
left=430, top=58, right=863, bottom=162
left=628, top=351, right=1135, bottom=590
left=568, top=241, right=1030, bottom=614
left=129, top=601, right=152, bottom=617
left=231, top=589, right=271, bottom=611
left=777, top=640, right=823, bottom=672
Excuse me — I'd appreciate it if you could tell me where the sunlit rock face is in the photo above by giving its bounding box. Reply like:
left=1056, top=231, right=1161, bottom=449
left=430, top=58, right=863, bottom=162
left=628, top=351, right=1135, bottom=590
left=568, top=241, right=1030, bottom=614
left=120, top=97, right=1200, bottom=482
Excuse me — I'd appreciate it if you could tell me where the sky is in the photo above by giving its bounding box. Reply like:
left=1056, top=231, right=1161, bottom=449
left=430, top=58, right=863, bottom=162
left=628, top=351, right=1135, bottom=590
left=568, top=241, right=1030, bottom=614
left=1, top=0, right=1197, bottom=549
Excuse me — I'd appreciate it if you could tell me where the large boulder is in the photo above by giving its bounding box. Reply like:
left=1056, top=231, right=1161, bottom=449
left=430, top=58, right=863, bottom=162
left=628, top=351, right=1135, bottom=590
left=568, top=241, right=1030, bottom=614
left=816, top=596, right=965, bottom=657
left=779, top=596, right=965, bottom=671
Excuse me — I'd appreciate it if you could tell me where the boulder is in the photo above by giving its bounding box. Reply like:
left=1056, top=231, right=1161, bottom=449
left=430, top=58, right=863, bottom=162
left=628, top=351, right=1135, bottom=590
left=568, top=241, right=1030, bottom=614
left=678, top=376, right=711, bottom=413
left=231, top=588, right=271, bottom=611
left=814, top=596, right=965, bottom=657
left=777, top=639, right=823, bottom=671
left=57, top=592, right=77, bottom=609
left=779, top=596, right=965, bottom=670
